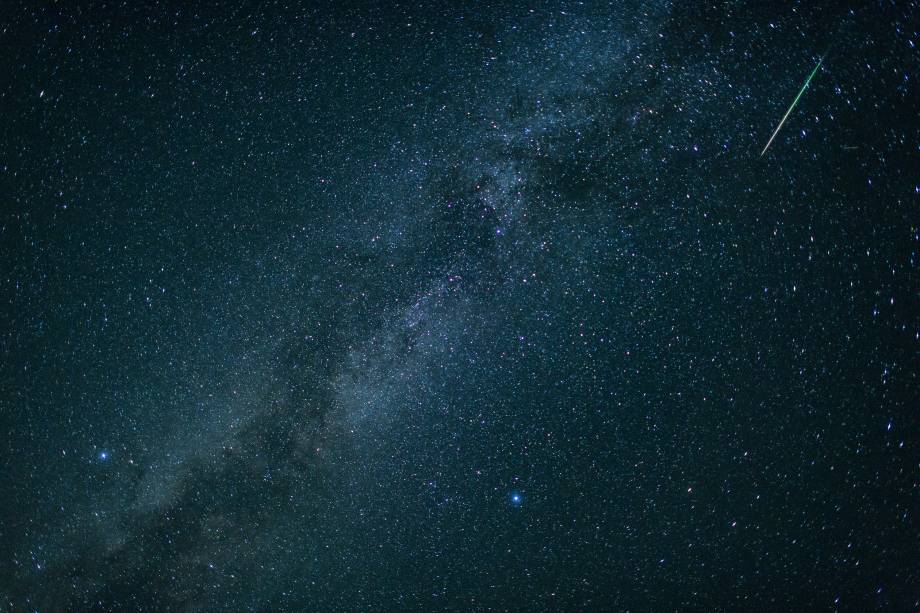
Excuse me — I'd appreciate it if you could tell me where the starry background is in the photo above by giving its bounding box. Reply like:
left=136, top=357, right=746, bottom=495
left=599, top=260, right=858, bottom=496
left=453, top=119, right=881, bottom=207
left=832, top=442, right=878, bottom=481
left=1, top=1, right=919, bottom=611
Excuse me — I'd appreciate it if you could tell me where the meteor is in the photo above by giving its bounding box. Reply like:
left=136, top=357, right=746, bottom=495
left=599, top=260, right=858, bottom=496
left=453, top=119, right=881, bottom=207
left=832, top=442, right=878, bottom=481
left=760, top=56, right=824, bottom=156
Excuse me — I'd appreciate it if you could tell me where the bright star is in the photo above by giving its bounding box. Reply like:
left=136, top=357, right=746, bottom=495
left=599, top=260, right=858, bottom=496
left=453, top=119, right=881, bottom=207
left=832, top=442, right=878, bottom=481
left=98, top=451, right=109, bottom=461
left=509, top=491, right=523, bottom=506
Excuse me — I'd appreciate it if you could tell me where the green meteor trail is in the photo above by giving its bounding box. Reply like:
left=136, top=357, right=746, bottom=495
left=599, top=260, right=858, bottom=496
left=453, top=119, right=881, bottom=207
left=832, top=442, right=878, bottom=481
left=760, top=56, right=824, bottom=156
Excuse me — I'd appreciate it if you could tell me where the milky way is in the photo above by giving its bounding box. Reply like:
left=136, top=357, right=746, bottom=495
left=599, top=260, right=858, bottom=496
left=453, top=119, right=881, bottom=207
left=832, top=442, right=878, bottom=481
left=2, top=2, right=918, bottom=610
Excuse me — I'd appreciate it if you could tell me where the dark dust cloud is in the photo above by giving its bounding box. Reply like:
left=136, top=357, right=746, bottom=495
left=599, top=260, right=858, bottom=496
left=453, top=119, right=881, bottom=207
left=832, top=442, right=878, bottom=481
left=1, top=1, right=918, bottom=611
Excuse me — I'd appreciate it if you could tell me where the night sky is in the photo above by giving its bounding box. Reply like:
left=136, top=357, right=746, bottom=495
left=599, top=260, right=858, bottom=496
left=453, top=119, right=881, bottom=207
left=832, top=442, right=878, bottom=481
left=2, top=1, right=919, bottom=611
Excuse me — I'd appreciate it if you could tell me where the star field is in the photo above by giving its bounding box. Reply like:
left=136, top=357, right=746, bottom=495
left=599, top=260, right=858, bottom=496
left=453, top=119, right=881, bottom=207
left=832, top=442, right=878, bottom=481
left=1, top=1, right=918, bottom=611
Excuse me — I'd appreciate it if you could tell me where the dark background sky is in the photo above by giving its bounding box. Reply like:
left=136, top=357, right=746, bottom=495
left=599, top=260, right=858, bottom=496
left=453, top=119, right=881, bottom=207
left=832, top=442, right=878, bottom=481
left=1, top=1, right=918, bottom=611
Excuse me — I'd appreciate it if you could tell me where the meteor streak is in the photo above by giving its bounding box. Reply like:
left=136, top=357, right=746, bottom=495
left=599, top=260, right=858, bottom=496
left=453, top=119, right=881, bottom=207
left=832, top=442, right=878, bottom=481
left=760, top=56, right=824, bottom=156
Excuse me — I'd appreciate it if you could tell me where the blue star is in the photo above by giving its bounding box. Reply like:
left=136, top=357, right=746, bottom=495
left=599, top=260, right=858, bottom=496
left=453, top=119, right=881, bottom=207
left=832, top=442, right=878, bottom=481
left=98, top=450, right=109, bottom=461
left=509, top=491, right=523, bottom=507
